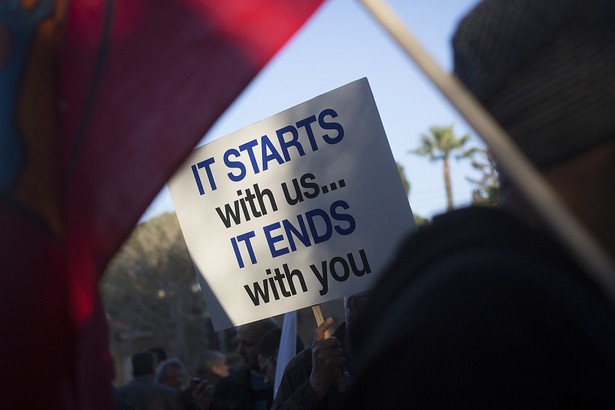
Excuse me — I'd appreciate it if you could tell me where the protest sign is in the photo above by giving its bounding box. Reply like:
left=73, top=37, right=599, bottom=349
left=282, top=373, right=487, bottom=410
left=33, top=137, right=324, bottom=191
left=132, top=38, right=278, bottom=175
left=169, top=78, right=415, bottom=330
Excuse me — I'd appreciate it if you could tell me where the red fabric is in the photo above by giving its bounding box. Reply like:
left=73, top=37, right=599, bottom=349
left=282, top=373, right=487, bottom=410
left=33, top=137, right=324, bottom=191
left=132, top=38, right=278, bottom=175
left=0, top=0, right=322, bottom=407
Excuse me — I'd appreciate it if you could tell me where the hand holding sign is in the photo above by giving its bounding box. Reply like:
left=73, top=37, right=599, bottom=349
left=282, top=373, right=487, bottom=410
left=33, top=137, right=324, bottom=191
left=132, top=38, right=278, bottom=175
left=309, top=317, right=345, bottom=399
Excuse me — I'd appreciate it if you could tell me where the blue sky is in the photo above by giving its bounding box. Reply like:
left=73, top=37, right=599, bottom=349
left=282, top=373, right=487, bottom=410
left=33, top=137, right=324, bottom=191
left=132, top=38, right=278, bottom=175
left=142, top=0, right=482, bottom=221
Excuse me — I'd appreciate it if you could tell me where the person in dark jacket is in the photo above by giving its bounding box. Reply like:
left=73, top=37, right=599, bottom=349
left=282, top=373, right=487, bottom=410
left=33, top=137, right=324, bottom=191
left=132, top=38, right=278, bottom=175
left=118, top=351, right=176, bottom=410
left=256, top=328, right=304, bottom=389
left=175, top=350, right=230, bottom=410
left=347, top=0, right=615, bottom=408
left=208, top=318, right=279, bottom=410
left=273, top=294, right=367, bottom=409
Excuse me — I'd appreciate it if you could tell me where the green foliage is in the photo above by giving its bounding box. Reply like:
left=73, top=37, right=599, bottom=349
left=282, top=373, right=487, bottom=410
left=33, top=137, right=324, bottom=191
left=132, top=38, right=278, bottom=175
left=414, top=214, right=430, bottom=227
left=101, top=213, right=214, bottom=383
left=466, top=148, right=500, bottom=206
left=397, top=162, right=411, bottom=195
left=397, top=161, right=430, bottom=226
left=409, top=124, right=473, bottom=210
left=410, top=125, right=473, bottom=162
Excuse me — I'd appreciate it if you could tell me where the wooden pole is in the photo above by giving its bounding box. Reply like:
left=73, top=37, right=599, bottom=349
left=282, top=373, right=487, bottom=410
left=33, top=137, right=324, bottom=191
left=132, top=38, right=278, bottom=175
left=359, top=0, right=615, bottom=304
left=311, top=305, right=347, bottom=392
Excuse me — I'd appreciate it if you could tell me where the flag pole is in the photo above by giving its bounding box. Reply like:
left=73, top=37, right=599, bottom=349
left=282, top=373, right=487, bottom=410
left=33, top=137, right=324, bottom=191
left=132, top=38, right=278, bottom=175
left=311, top=305, right=347, bottom=392
left=358, top=0, right=615, bottom=303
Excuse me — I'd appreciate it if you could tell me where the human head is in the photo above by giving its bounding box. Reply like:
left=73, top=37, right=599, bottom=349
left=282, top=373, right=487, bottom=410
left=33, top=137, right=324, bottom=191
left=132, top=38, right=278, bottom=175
left=452, top=0, right=615, bottom=170
left=236, top=318, right=278, bottom=371
left=256, top=328, right=305, bottom=387
left=156, top=357, right=186, bottom=391
left=344, top=291, right=370, bottom=331
left=131, top=351, right=156, bottom=378
left=195, top=350, right=230, bottom=380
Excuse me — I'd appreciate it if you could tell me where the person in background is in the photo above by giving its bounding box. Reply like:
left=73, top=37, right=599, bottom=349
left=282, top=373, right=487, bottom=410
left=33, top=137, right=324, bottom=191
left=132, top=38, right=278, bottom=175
left=118, top=351, right=176, bottom=410
left=156, top=357, right=186, bottom=391
left=195, top=350, right=231, bottom=386
left=176, top=350, right=231, bottom=410
left=205, top=318, right=279, bottom=410
left=346, top=0, right=615, bottom=407
left=256, top=328, right=305, bottom=389
left=272, top=293, right=368, bottom=409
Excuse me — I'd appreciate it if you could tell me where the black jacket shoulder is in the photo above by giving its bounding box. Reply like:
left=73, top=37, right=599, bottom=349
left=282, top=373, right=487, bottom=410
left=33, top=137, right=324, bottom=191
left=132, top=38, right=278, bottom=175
left=348, top=207, right=615, bottom=408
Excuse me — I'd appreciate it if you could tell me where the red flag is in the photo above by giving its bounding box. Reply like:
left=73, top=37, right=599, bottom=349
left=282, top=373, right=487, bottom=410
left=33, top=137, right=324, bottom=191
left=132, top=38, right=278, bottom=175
left=0, top=0, right=322, bottom=407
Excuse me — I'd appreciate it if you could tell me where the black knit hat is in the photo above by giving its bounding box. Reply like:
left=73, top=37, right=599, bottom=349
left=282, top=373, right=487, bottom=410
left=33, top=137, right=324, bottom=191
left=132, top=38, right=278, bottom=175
left=453, top=0, right=615, bottom=168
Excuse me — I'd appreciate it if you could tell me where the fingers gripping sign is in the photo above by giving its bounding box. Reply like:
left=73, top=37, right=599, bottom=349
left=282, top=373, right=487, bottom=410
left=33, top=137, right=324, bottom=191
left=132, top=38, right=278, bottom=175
left=309, top=316, right=347, bottom=400
left=315, top=316, right=335, bottom=342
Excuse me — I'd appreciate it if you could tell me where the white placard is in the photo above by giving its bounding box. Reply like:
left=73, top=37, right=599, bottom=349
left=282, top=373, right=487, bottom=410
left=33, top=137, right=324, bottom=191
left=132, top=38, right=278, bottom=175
left=169, top=78, right=415, bottom=330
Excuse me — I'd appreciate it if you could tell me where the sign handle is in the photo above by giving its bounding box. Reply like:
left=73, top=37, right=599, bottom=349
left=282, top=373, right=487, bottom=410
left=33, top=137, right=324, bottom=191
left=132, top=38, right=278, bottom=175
left=311, top=305, right=347, bottom=392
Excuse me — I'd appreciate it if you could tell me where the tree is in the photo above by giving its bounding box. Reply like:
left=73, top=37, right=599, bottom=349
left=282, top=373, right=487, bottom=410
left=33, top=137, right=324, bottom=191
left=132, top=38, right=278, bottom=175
left=101, top=213, right=215, bottom=384
left=409, top=125, right=474, bottom=211
left=467, top=148, right=500, bottom=206
left=396, top=162, right=411, bottom=195
left=101, top=213, right=355, bottom=384
left=397, top=162, right=429, bottom=226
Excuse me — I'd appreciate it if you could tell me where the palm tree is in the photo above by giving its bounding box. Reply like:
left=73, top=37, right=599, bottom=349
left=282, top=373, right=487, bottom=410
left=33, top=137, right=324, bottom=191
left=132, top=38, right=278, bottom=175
left=409, top=125, right=474, bottom=211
